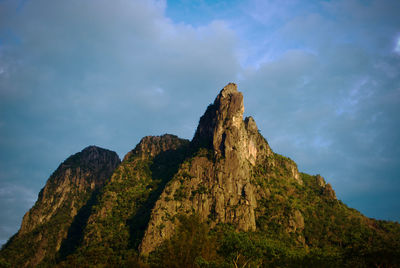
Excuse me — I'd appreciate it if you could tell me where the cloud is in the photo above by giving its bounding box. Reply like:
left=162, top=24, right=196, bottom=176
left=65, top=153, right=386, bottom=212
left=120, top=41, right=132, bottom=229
left=239, top=0, right=400, bottom=221
left=0, top=0, right=240, bottom=245
left=0, top=0, right=241, bottom=154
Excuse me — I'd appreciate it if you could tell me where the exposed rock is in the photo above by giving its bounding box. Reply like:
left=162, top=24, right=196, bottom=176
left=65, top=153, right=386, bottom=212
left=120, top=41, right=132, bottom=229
left=5, top=146, right=120, bottom=267
left=140, top=83, right=301, bottom=254
left=288, top=210, right=305, bottom=233
left=323, top=183, right=337, bottom=199
left=315, top=174, right=326, bottom=188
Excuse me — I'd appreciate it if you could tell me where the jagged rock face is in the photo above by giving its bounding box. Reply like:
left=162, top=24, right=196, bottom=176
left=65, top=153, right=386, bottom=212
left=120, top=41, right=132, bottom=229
left=140, top=83, right=301, bottom=254
left=315, top=174, right=326, bottom=187
left=193, top=83, right=268, bottom=164
left=3, top=146, right=120, bottom=267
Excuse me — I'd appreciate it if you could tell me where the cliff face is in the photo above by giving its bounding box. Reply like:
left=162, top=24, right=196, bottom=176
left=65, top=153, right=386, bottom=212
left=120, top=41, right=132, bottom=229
left=1, top=146, right=120, bottom=267
left=140, top=83, right=302, bottom=254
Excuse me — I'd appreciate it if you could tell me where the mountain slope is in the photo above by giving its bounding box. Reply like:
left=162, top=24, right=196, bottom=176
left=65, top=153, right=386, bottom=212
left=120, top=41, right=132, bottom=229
left=61, top=135, right=190, bottom=265
left=0, top=146, right=120, bottom=267
left=139, top=84, right=400, bottom=266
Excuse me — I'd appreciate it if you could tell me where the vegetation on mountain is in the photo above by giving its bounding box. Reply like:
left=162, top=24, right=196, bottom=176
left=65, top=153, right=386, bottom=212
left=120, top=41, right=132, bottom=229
left=1, top=83, right=399, bottom=267
left=57, top=135, right=190, bottom=266
left=147, top=213, right=400, bottom=268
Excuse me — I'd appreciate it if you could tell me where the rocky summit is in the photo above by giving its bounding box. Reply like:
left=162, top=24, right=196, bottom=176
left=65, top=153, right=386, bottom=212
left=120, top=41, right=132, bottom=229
left=140, top=83, right=300, bottom=254
left=1, top=83, right=400, bottom=267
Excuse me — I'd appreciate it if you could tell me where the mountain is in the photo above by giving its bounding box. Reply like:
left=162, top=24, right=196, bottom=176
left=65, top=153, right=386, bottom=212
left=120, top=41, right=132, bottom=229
left=1, top=83, right=400, bottom=267
left=140, top=83, right=300, bottom=254
left=66, top=134, right=190, bottom=265
left=0, top=146, right=120, bottom=267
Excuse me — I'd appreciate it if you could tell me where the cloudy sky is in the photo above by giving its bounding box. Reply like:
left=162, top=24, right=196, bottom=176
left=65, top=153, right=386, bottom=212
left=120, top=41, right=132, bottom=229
left=1, top=0, right=399, bottom=246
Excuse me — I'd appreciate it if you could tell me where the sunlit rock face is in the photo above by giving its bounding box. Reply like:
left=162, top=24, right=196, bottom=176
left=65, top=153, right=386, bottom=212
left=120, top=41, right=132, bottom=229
left=140, top=83, right=302, bottom=254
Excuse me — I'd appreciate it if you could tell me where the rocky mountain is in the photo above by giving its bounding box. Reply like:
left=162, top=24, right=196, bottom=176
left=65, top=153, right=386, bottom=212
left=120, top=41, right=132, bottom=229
left=0, top=146, right=120, bottom=267
left=140, top=83, right=300, bottom=254
left=1, top=83, right=399, bottom=267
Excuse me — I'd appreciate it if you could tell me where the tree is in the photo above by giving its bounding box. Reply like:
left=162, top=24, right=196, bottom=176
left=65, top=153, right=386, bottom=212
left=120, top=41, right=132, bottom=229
left=150, top=214, right=220, bottom=268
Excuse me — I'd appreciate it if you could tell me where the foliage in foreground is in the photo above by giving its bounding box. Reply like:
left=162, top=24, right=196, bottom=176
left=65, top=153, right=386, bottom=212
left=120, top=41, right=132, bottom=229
left=147, top=214, right=400, bottom=268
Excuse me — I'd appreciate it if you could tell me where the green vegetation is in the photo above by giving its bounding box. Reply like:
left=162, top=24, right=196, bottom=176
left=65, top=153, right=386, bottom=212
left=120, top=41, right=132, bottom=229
left=149, top=213, right=400, bottom=268
left=149, top=214, right=220, bottom=268
left=56, top=136, right=190, bottom=266
left=2, top=137, right=400, bottom=267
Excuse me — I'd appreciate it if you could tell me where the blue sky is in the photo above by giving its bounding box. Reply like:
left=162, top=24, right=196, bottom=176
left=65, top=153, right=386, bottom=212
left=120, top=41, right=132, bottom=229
left=0, top=0, right=399, bottom=246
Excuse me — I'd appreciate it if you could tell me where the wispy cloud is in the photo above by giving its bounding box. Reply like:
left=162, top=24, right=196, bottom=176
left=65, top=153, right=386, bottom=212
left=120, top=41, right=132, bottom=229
left=238, top=0, right=400, bottom=221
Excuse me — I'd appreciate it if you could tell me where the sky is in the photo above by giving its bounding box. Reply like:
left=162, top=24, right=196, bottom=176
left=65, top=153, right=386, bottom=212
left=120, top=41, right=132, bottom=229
left=0, top=0, right=399, bottom=246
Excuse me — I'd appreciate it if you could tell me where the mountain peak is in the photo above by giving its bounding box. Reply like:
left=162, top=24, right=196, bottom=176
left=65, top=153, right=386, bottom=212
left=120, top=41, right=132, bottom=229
left=192, top=83, right=269, bottom=164
left=219, top=82, right=238, bottom=96
left=80, top=145, right=107, bottom=154
left=124, top=134, right=189, bottom=160
left=192, top=83, right=244, bottom=154
left=215, top=83, right=244, bottom=127
left=215, top=82, right=243, bottom=118
left=61, top=145, right=120, bottom=171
